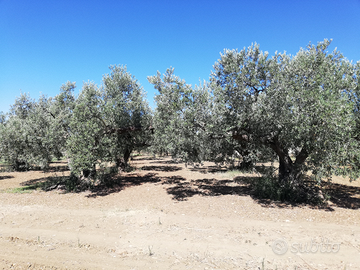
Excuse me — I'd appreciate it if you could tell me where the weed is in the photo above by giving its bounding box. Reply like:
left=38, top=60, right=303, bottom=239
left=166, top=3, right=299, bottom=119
left=3, top=186, right=35, bottom=194
left=148, top=246, right=154, bottom=256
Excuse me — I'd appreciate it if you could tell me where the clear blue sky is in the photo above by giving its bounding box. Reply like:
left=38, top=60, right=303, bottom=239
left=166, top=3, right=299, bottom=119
left=1, top=0, right=360, bottom=112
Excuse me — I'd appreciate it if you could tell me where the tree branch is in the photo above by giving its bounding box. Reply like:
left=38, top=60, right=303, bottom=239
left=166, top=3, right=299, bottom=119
left=294, top=147, right=309, bottom=166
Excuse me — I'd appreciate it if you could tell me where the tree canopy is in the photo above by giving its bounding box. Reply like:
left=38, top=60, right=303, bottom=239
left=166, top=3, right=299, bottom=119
left=211, top=39, right=360, bottom=184
left=66, top=65, right=152, bottom=178
left=148, top=68, right=214, bottom=163
left=0, top=93, right=64, bottom=170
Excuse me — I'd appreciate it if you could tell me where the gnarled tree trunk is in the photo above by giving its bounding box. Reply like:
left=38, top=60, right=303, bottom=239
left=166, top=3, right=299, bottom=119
left=269, top=139, right=308, bottom=186
left=115, top=148, right=132, bottom=172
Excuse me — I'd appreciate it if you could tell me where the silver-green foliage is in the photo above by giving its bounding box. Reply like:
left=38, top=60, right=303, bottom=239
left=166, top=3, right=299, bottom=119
left=66, top=65, right=152, bottom=177
left=0, top=93, right=64, bottom=170
left=148, top=68, right=213, bottom=163
left=211, top=39, right=360, bottom=183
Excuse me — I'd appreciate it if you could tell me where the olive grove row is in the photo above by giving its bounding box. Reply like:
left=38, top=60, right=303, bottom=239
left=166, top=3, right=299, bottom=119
left=1, top=39, right=360, bottom=199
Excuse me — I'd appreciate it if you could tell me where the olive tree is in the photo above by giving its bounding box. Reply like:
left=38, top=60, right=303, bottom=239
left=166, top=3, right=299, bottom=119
left=66, top=82, right=104, bottom=177
left=211, top=39, right=360, bottom=189
left=149, top=67, right=272, bottom=169
left=0, top=112, right=30, bottom=170
left=102, top=65, right=153, bottom=168
left=66, top=65, right=152, bottom=178
left=148, top=68, right=214, bottom=163
left=0, top=93, right=64, bottom=170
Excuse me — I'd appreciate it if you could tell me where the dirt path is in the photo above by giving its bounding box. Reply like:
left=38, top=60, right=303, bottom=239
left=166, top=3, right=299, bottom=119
left=0, top=157, right=359, bottom=269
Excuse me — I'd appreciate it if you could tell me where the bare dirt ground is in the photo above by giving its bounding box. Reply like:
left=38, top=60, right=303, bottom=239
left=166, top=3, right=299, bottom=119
left=0, top=156, right=360, bottom=269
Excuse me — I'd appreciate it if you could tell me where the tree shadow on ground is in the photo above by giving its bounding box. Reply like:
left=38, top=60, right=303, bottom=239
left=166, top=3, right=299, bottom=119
left=19, top=172, right=162, bottom=197
left=189, top=165, right=228, bottom=174
left=149, top=159, right=181, bottom=164
left=141, top=165, right=182, bottom=172
left=163, top=175, right=360, bottom=210
left=15, top=160, right=360, bottom=210
left=132, top=156, right=158, bottom=161
left=87, top=173, right=161, bottom=197
left=164, top=176, right=254, bottom=201
left=189, top=163, right=272, bottom=174
left=0, top=175, right=14, bottom=180
left=248, top=181, right=360, bottom=211
left=253, top=198, right=335, bottom=211
left=20, top=175, right=70, bottom=192
left=324, top=183, right=360, bottom=210
left=39, top=166, right=69, bottom=173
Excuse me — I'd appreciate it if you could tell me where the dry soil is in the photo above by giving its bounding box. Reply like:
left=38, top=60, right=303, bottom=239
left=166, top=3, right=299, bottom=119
left=0, top=157, right=360, bottom=269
